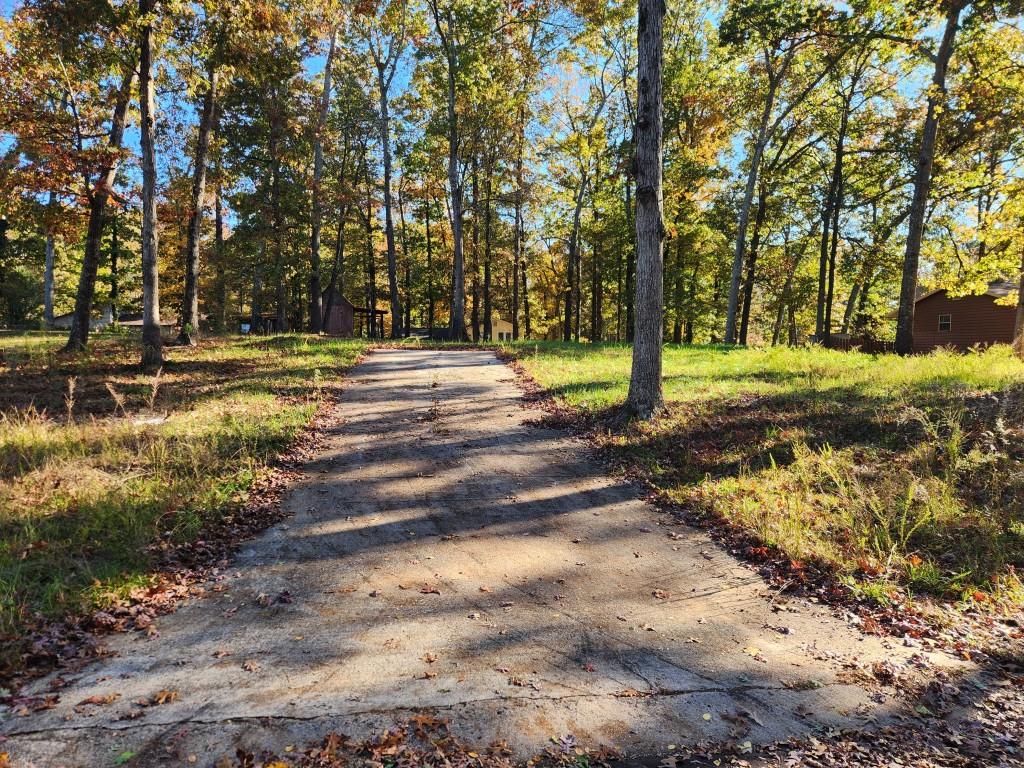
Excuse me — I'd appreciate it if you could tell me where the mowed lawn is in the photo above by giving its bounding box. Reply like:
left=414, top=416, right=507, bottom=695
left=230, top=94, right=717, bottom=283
left=0, top=333, right=366, bottom=674
left=509, top=341, right=1024, bottom=606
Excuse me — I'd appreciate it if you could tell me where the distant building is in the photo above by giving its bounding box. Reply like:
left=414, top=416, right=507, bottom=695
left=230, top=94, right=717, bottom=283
left=475, top=316, right=514, bottom=341
left=51, top=305, right=114, bottom=331
left=913, top=280, right=1019, bottom=352
left=321, top=288, right=356, bottom=336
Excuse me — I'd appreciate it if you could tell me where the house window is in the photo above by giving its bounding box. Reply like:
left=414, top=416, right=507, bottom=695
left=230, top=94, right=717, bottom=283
left=938, top=314, right=952, bottom=332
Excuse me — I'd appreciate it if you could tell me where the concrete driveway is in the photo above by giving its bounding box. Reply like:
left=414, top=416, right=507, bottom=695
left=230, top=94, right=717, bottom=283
left=1, top=349, right=961, bottom=766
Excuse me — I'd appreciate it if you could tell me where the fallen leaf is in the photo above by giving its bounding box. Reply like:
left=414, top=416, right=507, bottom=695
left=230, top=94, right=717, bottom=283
left=652, top=589, right=671, bottom=599
left=241, top=659, right=260, bottom=672
left=420, top=585, right=441, bottom=595
left=422, top=652, right=437, bottom=664
left=152, top=689, right=178, bottom=706
left=478, top=585, right=492, bottom=592
left=78, top=693, right=120, bottom=707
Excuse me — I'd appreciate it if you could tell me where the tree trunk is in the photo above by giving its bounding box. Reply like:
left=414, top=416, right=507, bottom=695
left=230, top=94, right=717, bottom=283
left=483, top=163, right=493, bottom=341
left=671, top=227, right=684, bottom=344
left=43, top=192, right=56, bottom=328
left=364, top=178, right=377, bottom=338
left=521, top=258, right=531, bottom=339
left=624, top=0, right=665, bottom=420
left=738, top=188, right=767, bottom=345
left=398, top=188, right=411, bottom=336
left=64, top=65, right=134, bottom=352
left=309, top=30, right=337, bottom=333
left=429, top=5, right=466, bottom=341
left=841, top=281, right=860, bottom=335
left=725, top=79, right=775, bottom=344
left=895, top=3, right=963, bottom=355
left=110, top=213, right=120, bottom=320
left=624, top=174, right=635, bottom=342
left=376, top=64, right=402, bottom=338
left=0, top=218, right=7, bottom=326
left=1014, top=247, right=1024, bottom=358
left=471, top=163, right=480, bottom=341
left=251, top=263, right=263, bottom=331
left=178, top=65, right=218, bottom=345
left=270, top=98, right=287, bottom=333
left=425, top=199, right=434, bottom=336
left=214, top=170, right=227, bottom=331
left=512, top=108, right=526, bottom=340
left=591, top=206, right=603, bottom=342
left=322, top=203, right=348, bottom=329
left=139, top=0, right=163, bottom=368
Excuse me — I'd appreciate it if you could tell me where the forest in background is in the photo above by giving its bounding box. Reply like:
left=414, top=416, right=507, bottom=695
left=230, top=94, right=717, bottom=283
left=1, top=0, right=1024, bottom=354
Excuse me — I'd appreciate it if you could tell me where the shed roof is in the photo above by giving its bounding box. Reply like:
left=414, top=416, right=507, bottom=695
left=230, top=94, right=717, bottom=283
left=915, top=279, right=1017, bottom=304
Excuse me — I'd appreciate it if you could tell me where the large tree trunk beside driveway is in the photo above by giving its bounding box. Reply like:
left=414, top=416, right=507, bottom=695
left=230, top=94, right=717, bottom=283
left=623, top=0, right=665, bottom=420
left=139, top=0, right=163, bottom=368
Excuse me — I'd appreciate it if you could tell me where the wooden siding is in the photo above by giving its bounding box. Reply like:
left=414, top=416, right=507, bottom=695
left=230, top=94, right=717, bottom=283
left=913, top=290, right=1016, bottom=352
left=322, top=289, right=355, bottom=337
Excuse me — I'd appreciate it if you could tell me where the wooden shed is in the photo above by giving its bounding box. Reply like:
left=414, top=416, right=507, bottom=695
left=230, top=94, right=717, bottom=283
left=913, top=280, right=1018, bottom=352
left=322, top=288, right=356, bottom=337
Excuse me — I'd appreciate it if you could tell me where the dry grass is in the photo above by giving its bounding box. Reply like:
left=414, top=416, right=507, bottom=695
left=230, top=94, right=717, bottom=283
left=0, top=333, right=366, bottom=669
left=511, top=342, right=1024, bottom=605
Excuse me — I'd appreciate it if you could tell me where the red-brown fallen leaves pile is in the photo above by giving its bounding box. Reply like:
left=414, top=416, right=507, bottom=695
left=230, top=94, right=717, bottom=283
left=224, top=716, right=619, bottom=768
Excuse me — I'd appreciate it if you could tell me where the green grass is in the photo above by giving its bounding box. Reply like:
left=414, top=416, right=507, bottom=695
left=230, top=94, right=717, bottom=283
left=507, top=341, right=1024, bottom=605
left=0, top=334, right=366, bottom=672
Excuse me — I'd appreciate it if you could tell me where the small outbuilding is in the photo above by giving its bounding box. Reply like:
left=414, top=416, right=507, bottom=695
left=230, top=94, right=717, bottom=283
left=322, top=288, right=356, bottom=337
left=913, top=280, right=1019, bottom=352
left=475, top=316, right=515, bottom=341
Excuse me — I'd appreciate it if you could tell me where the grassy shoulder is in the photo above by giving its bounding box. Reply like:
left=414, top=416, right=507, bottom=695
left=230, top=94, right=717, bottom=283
left=506, top=341, right=1024, bottom=608
left=0, top=333, right=367, bottom=675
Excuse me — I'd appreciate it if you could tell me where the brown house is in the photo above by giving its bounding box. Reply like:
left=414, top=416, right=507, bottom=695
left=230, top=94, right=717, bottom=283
left=322, top=288, right=356, bottom=337
left=913, top=280, right=1018, bottom=352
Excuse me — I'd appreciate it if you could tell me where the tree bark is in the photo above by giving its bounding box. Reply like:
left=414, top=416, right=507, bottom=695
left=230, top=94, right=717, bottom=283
left=591, top=206, right=603, bottom=342
left=624, top=0, right=665, bottom=420
left=671, top=223, right=684, bottom=344
left=64, top=65, right=134, bottom=352
left=214, top=168, right=226, bottom=331
left=376, top=64, right=402, bottom=338
left=725, top=77, right=776, bottom=344
left=738, top=188, right=767, bottom=345
left=270, top=90, right=287, bottom=333
left=0, top=218, right=7, bottom=326
left=470, top=162, right=480, bottom=341
left=178, top=65, right=218, bottom=345
left=109, top=213, right=120, bottom=321
left=323, top=203, right=348, bottom=329
left=428, top=3, right=466, bottom=341
left=624, top=174, right=635, bottom=342
left=512, top=106, right=526, bottom=340
left=398, top=187, right=411, bottom=336
left=309, top=30, right=337, bottom=333
left=1014, top=247, right=1024, bottom=358
left=425, top=199, right=434, bottom=336
left=483, top=162, right=493, bottom=341
left=895, top=3, right=963, bottom=355
left=364, top=171, right=377, bottom=338
left=521, top=258, right=531, bottom=339
left=139, top=0, right=163, bottom=368
left=43, top=192, right=56, bottom=328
